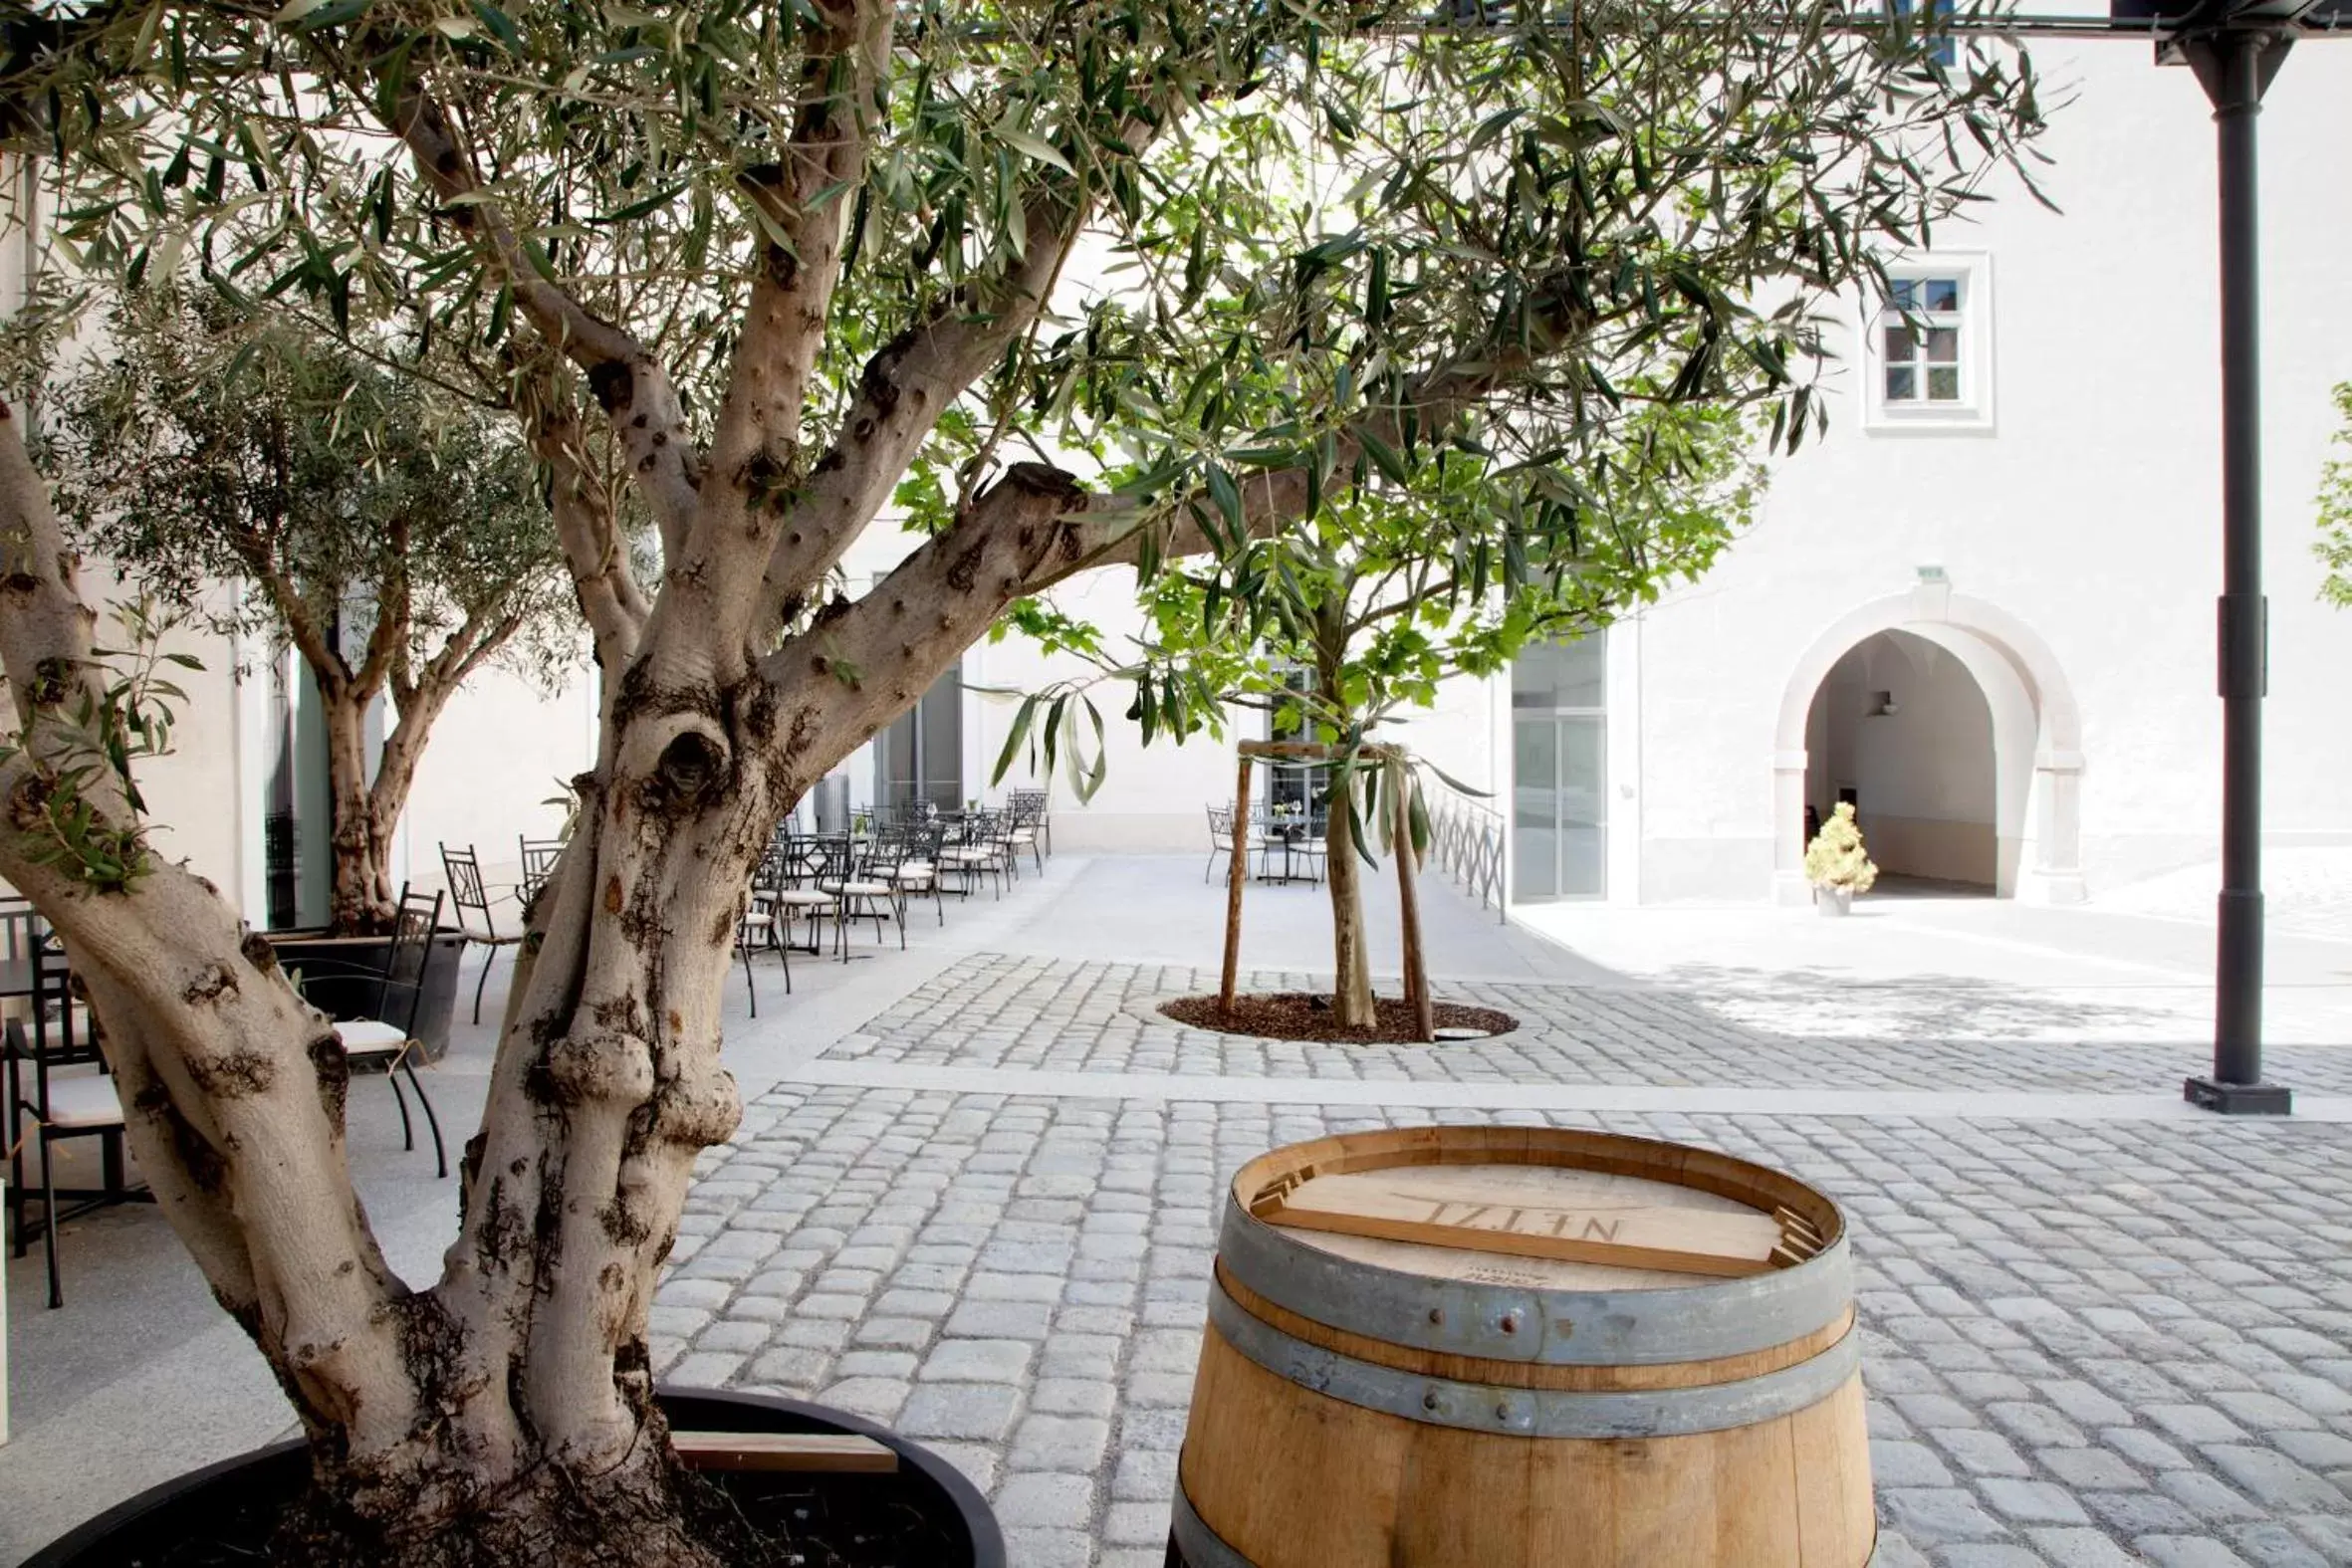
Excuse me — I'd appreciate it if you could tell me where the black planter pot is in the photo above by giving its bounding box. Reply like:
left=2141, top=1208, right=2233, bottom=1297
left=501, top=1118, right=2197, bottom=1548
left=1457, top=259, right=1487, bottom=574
left=265, top=929, right=467, bottom=1062
left=21, top=1387, right=1005, bottom=1568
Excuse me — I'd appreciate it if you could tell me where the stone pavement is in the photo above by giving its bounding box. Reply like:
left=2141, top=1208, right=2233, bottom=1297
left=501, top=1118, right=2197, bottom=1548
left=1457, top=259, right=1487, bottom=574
left=645, top=900, right=2352, bottom=1568
left=14, top=849, right=2352, bottom=1568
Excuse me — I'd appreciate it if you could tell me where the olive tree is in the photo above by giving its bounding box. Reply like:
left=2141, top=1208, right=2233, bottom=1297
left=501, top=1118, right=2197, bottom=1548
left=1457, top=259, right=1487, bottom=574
left=999, top=401, right=1759, bottom=1031
left=0, top=1, right=2045, bottom=1560
left=44, top=287, right=571, bottom=933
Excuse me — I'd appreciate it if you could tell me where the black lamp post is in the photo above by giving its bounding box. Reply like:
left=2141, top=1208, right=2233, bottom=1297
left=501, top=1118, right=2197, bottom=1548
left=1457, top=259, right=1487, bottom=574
left=2113, top=0, right=2349, bottom=1115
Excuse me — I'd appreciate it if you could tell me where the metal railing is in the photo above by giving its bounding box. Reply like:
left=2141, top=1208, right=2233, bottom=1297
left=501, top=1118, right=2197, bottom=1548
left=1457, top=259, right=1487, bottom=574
left=1421, top=771, right=1507, bottom=924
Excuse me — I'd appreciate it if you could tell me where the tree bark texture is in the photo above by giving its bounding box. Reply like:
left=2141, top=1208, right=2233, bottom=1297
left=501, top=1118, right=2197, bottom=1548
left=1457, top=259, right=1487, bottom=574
left=322, top=689, right=396, bottom=937
left=1321, top=788, right=1378, bottom=1029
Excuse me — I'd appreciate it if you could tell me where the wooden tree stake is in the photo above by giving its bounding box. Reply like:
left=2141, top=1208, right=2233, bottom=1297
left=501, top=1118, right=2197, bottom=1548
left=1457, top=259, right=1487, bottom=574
left=1219, top=753, right=1253, bottom=1009
left=1394, top=764, right=1434, bottom=1041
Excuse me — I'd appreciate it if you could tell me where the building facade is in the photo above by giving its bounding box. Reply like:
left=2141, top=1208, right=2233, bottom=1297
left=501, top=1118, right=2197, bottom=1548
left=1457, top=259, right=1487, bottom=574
left=8, top=31, right=2350, bottom=919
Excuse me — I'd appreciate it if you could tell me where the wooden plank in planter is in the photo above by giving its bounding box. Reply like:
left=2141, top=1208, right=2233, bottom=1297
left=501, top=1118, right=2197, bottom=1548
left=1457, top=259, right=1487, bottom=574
left=671, top=1432, right=898, bottom=1473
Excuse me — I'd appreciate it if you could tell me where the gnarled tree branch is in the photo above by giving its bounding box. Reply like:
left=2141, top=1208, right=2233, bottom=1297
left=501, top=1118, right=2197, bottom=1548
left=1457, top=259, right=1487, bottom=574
left=386, top=88, right=701, bottom=558
left=519, top=365, right=649, bottom=669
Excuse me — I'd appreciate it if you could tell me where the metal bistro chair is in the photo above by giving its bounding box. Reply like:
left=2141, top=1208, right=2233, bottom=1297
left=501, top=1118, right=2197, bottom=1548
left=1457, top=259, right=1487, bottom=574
left=886, top=821, right=948, bottom=927
left=816, top=834, right=904, bottom=957
left=440, top=843, right=525, bottom=1025
left=769, top=831, right=840, bottom=958
left=1205, top=804, right=1268, bottom=883
left=1009, top=787, right=1051, bottom=866
left=330, top=887, right=450, bottom=1179
left=736, top=841, right=823, bottom=1013
left=5, top=913, right=147, bottom=1309
left=936, top=811, right=1001, bottom=901
left=736, top=875, right=784, bottom=1015
left=518, top=836, right=565, bottom=908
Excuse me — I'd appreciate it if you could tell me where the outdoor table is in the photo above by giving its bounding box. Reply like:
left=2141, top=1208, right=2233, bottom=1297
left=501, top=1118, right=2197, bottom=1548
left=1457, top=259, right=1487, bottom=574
left=1250, top=814, right=1319, bottom=884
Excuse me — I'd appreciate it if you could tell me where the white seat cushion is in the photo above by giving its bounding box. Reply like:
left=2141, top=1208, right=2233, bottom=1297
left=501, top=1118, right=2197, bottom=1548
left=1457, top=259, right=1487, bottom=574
left=838, top=881, right=892, bottom=897
left=891, top=868, right=934, bottom=886
left=775, top=890, right=833, bottom=907
left=43, top=1074, right=125, bottom=1130
left=336, top=1018, right=410, bottom=1059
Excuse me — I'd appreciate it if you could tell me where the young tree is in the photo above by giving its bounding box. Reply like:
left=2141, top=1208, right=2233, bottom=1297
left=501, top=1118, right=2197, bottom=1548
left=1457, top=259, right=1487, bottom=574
left=0, top=2, right=2045, bottom=1560
left=43, top=288, right=571, bottom=933
left=1000, top=401, right=1759, bottom=1031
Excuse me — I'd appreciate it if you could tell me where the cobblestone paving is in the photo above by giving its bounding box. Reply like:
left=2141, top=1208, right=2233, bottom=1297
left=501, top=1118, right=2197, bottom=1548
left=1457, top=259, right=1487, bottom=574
left=653, top=1074, right=2352, bottom=1568
left=824, top=953, right=2352, bottom=1094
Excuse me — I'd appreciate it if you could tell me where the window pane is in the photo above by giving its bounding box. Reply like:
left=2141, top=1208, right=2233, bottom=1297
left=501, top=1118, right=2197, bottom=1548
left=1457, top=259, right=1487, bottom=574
left=1922, top=278, right=1960, bottom=312
left=1559, top=717, right=1607, bottom=897
left=1884, top=321, right=1917, bottom=361
left=1927, top=366, right=1961, bottom=400
left=877, top=708, right=918, bottom=807
left=1886, top=364, right=1918, bottom=402
left=1888, top=280, right=1916, bottom=312
left=1925, top=327, right=1959, bottom=362
left=1513, top=636, right=1605, bottom=710
left=1513, top=719, right=1559, bottom=899
left=919, top=664, right=962, bottom=811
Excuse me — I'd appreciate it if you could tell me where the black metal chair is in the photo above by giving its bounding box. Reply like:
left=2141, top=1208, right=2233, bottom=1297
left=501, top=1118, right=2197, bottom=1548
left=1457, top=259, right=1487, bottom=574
left=1204, top=804, right=1266, bottom=883
left=810, top=834, right=899, bottom=957
left=845, top=833, right=910, bottom=951
left=768, top=833, right=837, bottom=955
left=440, top=843, right=524, bottom=1025
left=518, top=836, right=564, bottom=908
left=1008, top=787, right=1050, bottom=868
left=330, top=887, right=448, bottom=1179
left=734, top=846, right=805, bottom=1014
left=4, top=910, right=147, bottom=1308
left=885, top=821, right=947, bottom=926
left=937, top=810, right=1002, bottom=900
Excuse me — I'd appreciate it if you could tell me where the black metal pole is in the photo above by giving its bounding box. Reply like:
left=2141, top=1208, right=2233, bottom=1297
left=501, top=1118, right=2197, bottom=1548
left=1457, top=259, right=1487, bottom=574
left=2185, top=27, right=2290, bottom=1116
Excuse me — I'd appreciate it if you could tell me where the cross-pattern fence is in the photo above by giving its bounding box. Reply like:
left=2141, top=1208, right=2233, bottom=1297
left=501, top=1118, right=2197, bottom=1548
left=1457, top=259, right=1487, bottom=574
left=1422, top=772, right=1507, bottom=924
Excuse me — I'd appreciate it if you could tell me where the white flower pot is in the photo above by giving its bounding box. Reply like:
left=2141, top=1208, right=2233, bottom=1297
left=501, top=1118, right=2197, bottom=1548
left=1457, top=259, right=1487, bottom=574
left=1816, top=886, right=1853, bottom=918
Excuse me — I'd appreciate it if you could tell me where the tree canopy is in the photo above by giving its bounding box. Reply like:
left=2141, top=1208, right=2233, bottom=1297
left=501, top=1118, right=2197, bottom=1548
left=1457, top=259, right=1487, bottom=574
left=48, top=287, right=569, bottom=693
left=0, top=3, right=2052, bottom=1560
left=38, top=286, right=576, bottom=928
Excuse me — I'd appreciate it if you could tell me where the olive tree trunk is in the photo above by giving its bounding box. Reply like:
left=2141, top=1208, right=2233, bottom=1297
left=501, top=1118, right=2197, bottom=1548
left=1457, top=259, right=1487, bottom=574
left=320, top=686, right=397, bottom=935
left=286, top=589, right=525, bottom=937
left=1311, top=621, right=1378, bottom=1030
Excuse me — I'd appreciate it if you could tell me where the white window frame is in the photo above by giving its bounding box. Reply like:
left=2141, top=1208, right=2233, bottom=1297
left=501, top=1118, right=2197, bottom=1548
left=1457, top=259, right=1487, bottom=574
left=1860, top=252, right=1996, bottom=436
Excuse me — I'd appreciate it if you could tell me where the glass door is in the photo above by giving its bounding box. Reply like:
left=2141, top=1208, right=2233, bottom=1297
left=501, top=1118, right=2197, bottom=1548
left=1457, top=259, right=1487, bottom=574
left=876, top=660, right=963, bottom=813
left=1511, top=638, right=1607, bottom=900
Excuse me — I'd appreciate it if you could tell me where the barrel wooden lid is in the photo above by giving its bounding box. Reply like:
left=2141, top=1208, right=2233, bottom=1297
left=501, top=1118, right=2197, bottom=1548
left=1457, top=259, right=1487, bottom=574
left=1223, top=1127, right=1851, bottom=1367
left=1244, top=1132, right=1831, bottom=1289
left=1268, top=1163, right=1794, bottom=1290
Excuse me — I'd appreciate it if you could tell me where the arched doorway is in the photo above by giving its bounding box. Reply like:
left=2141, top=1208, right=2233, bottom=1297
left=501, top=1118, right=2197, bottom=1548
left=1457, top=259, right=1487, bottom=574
left=1803, top=629, right=2000, bottom=892
left=1772, top=585, right=2086, bottom=904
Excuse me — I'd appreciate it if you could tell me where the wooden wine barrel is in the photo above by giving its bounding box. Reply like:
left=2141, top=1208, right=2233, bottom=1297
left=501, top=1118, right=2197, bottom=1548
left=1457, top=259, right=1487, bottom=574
left=1171, top=1126, right=1873, bottom=1568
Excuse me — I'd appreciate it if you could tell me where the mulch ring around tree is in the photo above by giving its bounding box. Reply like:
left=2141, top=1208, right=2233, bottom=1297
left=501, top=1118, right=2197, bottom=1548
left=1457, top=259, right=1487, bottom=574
left=1161, top=992, right=1518, bottom=1044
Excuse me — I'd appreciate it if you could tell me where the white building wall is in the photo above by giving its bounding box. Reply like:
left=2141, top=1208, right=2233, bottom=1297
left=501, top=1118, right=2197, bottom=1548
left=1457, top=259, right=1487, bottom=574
left=1621, top=37, right=2352, bottom=904
left=398, top=665, right=600, bottom=897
